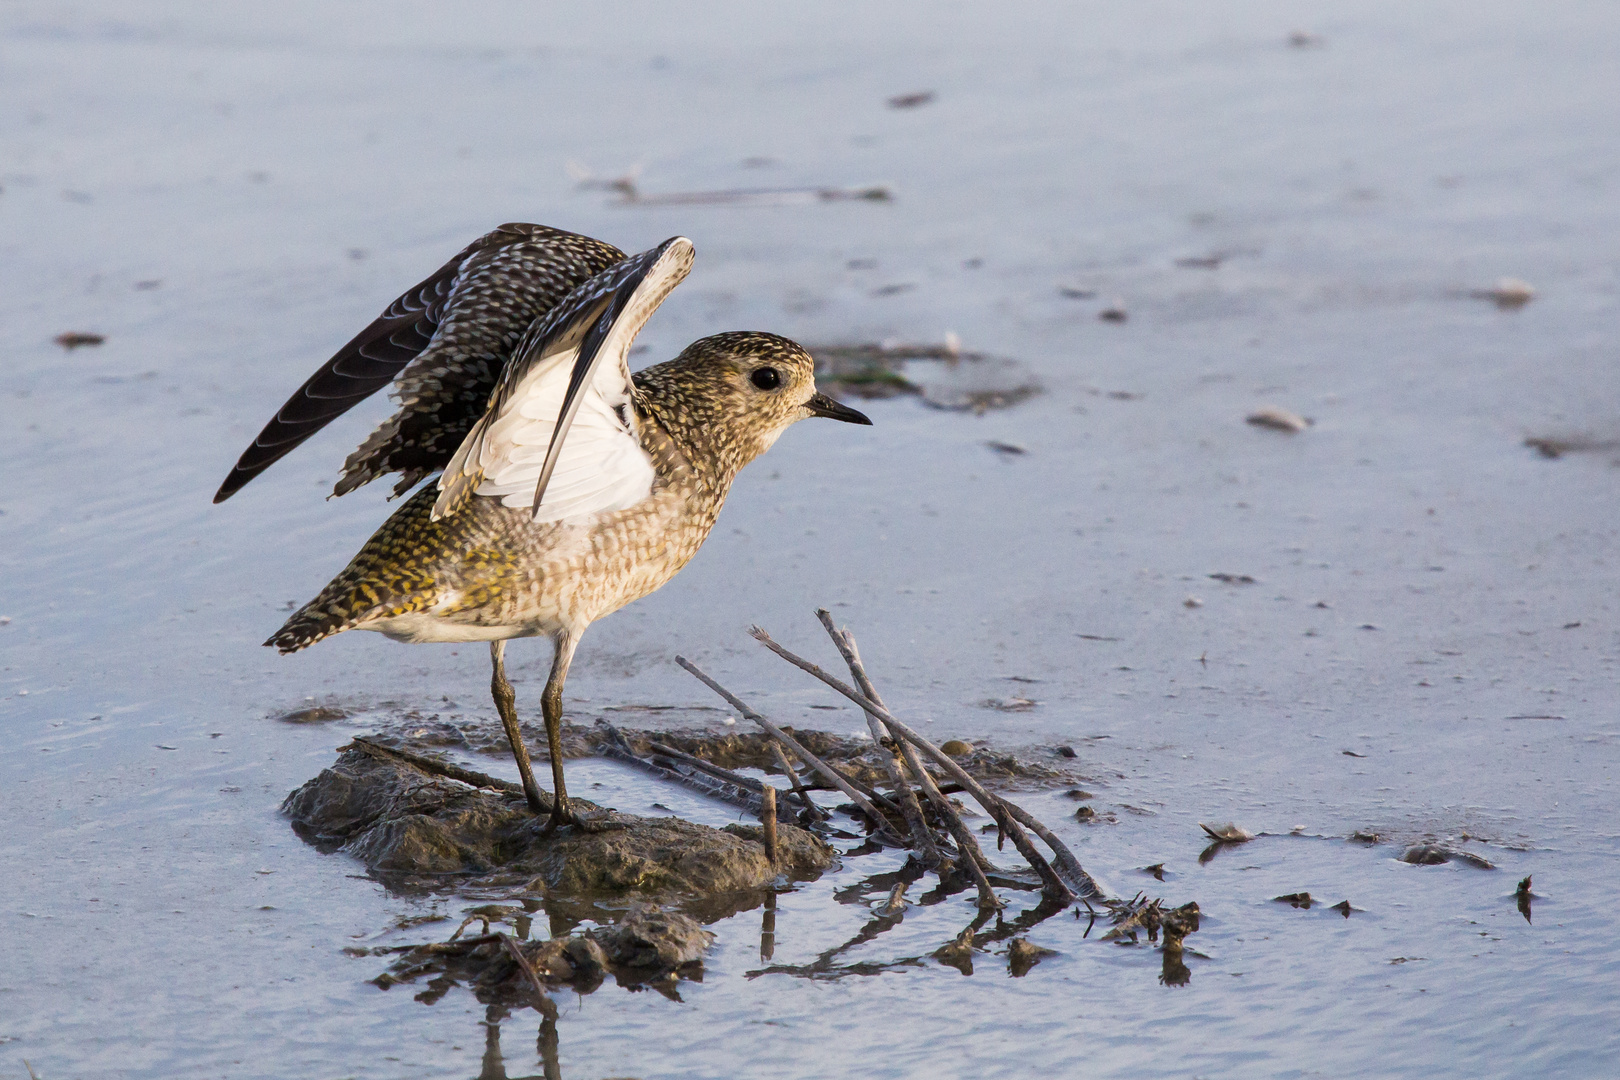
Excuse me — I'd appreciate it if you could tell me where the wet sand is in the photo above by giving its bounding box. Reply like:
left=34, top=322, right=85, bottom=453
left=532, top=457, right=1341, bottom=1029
left=3, top=2, right=1619, bottom=1077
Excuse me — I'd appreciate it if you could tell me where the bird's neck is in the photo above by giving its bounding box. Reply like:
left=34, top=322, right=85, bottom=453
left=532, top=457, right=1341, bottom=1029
left=631, top=375, right=758, bottom=497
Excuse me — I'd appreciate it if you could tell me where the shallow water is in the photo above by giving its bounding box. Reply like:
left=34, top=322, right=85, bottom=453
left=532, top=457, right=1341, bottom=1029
left=4, top=2, right=1620, bottom=1077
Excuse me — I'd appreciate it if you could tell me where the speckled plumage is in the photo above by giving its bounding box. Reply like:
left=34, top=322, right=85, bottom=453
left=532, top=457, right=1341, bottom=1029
left=269, top=333, right=827, bottom=653
left=214, top=223, right=624, bottom=503
left=224, top=226, right=871, bottom=826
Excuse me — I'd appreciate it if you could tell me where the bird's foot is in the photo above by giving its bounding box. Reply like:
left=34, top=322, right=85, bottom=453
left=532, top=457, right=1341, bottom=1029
left=540, top=798, right=620, bottom=835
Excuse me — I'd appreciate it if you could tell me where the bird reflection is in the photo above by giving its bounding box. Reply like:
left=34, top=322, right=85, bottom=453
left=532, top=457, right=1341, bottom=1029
left=477, top=1005, right=558, bottom=1080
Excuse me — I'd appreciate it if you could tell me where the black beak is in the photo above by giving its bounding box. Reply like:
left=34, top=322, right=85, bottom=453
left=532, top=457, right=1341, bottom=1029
left=805, top=392, right=873, bottom=425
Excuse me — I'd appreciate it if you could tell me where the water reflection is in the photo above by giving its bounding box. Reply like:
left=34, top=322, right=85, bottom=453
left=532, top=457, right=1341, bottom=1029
left=1159, top=944, right=1192, bottom=988
left=1198, top=839, right=1248, bottom=865
left=476, top=1005, right=558, bottom=1080
left=1516, top=876, right=1534, bottom=924
left=760, top=892, right=776, bottom=961
left=750, top=864, right=1068, bottom=981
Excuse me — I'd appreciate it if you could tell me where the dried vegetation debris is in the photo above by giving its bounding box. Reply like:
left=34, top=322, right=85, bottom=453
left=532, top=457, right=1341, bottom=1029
left=807, top=341, right=1041, bottom=414
left=287, top=611, right=1210, bottom=1004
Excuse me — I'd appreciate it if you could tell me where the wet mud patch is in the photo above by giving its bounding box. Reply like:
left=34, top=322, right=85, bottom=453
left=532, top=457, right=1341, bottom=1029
left=808, top=341, right=1041, bottom=414
left=284, top=741, right=835, bottom=896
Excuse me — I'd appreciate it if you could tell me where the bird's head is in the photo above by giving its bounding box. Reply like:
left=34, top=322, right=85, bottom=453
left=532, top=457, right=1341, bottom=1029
left=639, top=331, right=871, bottom=471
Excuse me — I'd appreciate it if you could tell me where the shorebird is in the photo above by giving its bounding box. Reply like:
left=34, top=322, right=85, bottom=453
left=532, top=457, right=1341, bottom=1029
left=215, top=224, right=871, bottom=828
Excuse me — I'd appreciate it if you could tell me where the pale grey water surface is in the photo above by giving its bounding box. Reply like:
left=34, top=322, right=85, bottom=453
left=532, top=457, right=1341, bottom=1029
left=3, top=2, right=1619, bottom=1077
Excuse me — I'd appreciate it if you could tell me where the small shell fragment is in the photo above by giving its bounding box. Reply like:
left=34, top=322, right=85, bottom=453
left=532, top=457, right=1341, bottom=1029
left=1199, top=821, right=1254, bottom=843
left=1247, top=406, right=1311, bottom=432
left=1474, top=277, right=1535, bottom=309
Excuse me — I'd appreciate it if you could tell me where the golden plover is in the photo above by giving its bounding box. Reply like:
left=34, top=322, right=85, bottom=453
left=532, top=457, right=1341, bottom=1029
left=216, top=225, right=871, bottom=828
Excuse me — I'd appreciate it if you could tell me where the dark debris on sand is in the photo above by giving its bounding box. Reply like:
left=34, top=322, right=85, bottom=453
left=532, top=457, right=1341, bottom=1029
left=806, top=341, right=1041, bottom=414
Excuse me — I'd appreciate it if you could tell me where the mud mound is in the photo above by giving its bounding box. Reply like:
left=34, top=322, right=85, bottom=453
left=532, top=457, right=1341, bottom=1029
left=284, top=745, right=834, bottom=896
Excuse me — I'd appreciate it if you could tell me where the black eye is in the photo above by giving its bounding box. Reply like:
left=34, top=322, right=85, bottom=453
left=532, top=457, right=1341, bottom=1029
left=750, top=367, right=782, bottom=390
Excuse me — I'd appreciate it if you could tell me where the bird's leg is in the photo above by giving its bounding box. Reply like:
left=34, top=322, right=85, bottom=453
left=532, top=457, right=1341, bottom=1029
left=540, top=633, right=580, bottom=833
left=490, top=640, right=547, bottom=814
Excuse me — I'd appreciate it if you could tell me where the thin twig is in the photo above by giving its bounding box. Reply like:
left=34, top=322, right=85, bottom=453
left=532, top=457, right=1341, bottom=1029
left=813, top=614, right=1005, bottom=908
left=754, top=625, right=988, bottom=890
left=816, top=610, right=942, bottom=866
left=348, top=736, right=535, bottom=800
left=818, top=757, right=905, bottom=817
left=498, top=932, right=558, bottom=1020
left=675, top=656, right=906, bottom=845
left=414, top=933, right=505, bottom=953
left=746, top=627, right=1073, bottom=904
left=598, top=722, right=774, bottom=818
left=645, top=740, right=771, bottom=797
left=770, top=741, right=827, bottom=820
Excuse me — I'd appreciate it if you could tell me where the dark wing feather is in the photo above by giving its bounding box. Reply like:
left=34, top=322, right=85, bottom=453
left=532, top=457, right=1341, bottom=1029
left=431, top=237, right=694, bottom=522
left=529, top=240, right=686, bottom=515
left=212, top=243, right=466, bottom=502
left=213, top=223, right=625, bottom=503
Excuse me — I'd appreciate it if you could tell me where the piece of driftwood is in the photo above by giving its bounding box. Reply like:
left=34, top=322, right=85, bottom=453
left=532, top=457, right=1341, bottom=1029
left=815, top=610, right=941, bottom=866
left=993, top=798, right=1103, bottom=902
left=597, top=723, right=790, bottom=821
left=814, top=614, right=1005, bottom=909
left=674, top=656, right=907, bottom=846
left=748, top=626, right=1075, bottom=904
left=828, top=619, right=996, bottom=891
left=348, top=736, right=529, bottom=799
left=761, top=787, right=778, bottom=865
left=647, top=740, right=767, bottom=793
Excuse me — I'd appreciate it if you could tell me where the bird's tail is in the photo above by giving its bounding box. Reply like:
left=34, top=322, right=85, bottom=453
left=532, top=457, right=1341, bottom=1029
left=265, top=486, right=447, bottom=654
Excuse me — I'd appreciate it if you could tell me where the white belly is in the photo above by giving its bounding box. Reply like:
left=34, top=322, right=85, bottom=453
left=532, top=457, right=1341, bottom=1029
left=359, top=612, right=549, bottom=645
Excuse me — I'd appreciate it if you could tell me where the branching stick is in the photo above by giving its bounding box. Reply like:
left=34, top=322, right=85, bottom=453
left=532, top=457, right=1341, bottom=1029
left=746, top=627, right=1073, bottom=903
left=674, top=656, right=906, bottom=845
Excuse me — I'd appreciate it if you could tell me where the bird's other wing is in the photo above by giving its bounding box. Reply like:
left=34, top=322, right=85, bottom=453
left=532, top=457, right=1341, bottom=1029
left=432, top=236, right=695, bottom=523
left=213, top=223, right=625, bottom=504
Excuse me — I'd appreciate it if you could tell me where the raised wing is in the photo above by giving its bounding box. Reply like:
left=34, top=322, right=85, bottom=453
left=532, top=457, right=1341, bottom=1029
left=433, top=237, right=695, bottom=523
left=213, top=223, right=625, bottom=503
